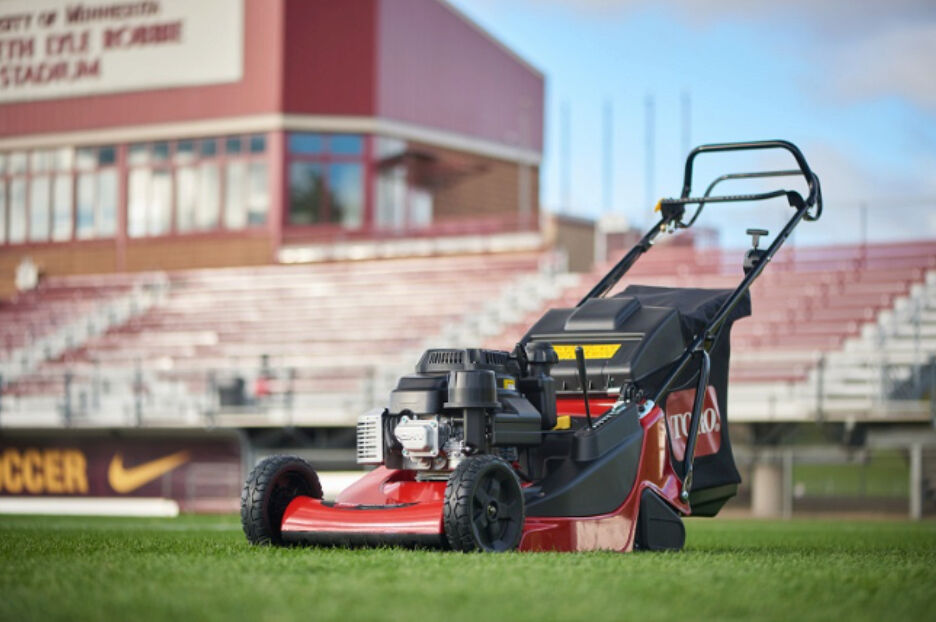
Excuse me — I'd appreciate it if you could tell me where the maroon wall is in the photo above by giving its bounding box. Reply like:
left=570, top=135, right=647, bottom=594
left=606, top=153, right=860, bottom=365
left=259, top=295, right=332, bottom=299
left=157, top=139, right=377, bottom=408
left=0, top=0, right=285, bottom=139
left=0, top=0, right=543, bottom=154
left=376, top=0, right=544, bottom=152
left=281, top=0, right=377, bottom=117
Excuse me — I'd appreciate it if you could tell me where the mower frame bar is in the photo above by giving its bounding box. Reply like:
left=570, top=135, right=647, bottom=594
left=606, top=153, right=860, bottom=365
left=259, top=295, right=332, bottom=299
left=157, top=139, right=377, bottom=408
left=579, top=140, right=823, bottom=496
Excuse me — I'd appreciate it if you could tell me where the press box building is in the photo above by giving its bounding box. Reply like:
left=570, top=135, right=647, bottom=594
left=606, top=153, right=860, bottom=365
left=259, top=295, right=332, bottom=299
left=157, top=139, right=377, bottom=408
left=0, top=0, right=544, bottom=296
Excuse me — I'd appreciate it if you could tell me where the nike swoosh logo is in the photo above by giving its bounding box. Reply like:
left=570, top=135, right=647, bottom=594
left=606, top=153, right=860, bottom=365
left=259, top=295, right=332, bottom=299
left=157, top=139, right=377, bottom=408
left=108, top=451, right=191, bottom=494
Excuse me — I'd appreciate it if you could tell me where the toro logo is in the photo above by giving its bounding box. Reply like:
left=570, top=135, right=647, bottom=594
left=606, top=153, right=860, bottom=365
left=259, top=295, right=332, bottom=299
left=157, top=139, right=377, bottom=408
left=665, top=385, right=722, bottom=461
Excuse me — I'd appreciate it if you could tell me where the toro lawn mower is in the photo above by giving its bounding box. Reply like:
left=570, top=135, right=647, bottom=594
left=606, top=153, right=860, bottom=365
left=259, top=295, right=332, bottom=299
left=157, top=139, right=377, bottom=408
left=242, top=140, right=822, bottom=552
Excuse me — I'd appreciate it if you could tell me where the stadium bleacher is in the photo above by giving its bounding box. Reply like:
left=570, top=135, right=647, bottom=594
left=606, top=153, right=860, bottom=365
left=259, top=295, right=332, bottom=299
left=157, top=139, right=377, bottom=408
left=1, top=240, right=934, bottom=427
left=0, top=251, right=564, bottom=426
left=488, top=239, right=936, bottom=422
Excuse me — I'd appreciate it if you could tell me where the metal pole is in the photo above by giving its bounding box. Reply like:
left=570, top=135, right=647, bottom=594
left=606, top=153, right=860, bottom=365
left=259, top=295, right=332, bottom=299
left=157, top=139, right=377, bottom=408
left=133, top=361, right=143, bottom=426
left=930, top=355, right=936, bottom=429
left=602, top=98, right=613, bottom=214
left=680, top=89, right=691, bottom=157
left=644, top=94, right=655, bottom=209
left=560, top=101, right=571, bottom=212
left=909, top=442, right=922, bottom=521
left=816, top=354, right=826, bottom=423
left=63, top=371, right=73, bottom=427
left=783, top=448, right=794, bottom=520
left=860, top=201, right=868, bottom=268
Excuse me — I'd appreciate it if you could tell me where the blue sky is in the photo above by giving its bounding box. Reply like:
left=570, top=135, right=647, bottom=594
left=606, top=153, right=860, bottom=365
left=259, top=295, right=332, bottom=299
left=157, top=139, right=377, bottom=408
left=449, top=0, right=936, bottom=246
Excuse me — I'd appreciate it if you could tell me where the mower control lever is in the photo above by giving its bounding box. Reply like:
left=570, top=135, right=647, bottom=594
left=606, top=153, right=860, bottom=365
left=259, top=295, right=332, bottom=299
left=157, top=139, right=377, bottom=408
left=746, top=228, right=768, bottom=249
left=574, top=346, right=594, bottom=430
left=743, top=229, right=769, bottom=275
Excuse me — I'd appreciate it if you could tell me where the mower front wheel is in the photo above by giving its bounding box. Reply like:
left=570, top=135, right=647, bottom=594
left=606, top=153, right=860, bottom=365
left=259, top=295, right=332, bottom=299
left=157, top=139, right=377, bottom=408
left=444, top=455, right=525, bottom=552
left=241, top=455, right=322, bottom=546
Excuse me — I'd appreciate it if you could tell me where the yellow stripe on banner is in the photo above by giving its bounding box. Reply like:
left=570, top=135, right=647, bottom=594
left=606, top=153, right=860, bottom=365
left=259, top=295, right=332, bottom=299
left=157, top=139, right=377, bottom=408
left=552, top=344, right=621, bottom=360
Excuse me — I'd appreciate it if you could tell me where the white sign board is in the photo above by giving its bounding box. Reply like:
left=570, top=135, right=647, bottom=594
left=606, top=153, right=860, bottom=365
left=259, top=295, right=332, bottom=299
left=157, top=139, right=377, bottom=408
left=0, top=0, right=244, bottom=103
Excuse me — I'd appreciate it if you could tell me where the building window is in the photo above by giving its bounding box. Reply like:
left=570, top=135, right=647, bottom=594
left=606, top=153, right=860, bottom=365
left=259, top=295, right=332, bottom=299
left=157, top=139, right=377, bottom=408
left=174, top=138, right=221, bottom=233
left=287, top=133, right=365, bottom=229
left=373, top=137, right=433, bottom=231
left=223, top=134, right=268, bottom=230
left=0, top=147, right=89, bottom=245
left=9, top=177, right=26, bottom=243
left=74, top=145, right=118, bottom=240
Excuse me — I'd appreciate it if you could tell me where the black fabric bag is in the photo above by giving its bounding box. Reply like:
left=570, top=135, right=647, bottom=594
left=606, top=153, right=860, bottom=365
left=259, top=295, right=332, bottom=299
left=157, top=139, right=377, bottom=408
left=617, top=284, right=751, bottom=515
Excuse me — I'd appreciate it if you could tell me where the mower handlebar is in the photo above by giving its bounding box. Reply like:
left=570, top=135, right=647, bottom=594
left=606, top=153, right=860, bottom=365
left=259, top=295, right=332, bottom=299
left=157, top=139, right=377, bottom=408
left=676, top=140, right=823, bottom=222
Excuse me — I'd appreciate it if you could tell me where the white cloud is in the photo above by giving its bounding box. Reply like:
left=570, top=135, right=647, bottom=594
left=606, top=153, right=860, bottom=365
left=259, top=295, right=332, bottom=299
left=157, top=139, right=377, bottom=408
left=827, top=22, right=936, bottom=109
left=529, top=0, right=936, bottom=111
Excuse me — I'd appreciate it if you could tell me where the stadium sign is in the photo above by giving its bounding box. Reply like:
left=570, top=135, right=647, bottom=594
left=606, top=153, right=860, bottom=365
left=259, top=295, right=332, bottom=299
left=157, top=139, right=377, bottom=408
left=0, top=436, right=241, bottom=501
left=665, top=385, right=722, bottom=461
left=0, top=0, right=243, bottom=103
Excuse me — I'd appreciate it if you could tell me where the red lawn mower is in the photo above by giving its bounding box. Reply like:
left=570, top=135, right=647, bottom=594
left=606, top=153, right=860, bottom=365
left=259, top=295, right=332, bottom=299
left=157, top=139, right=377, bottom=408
left=241, top=140, right=822, bottom=552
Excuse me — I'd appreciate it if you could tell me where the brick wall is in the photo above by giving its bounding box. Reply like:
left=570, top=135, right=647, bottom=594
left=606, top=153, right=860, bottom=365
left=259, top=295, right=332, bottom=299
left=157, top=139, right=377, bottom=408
left=0, top=235, right=273, bottom=299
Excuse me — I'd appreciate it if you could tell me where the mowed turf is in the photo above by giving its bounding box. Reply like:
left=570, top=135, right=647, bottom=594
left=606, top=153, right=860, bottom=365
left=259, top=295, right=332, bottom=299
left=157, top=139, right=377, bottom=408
left=0, top=515, right=933, bottom=622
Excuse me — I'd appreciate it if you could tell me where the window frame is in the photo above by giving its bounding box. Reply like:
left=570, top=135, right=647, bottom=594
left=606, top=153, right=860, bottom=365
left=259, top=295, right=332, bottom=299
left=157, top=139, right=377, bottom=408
left=285, top=132, right=369, bottom=231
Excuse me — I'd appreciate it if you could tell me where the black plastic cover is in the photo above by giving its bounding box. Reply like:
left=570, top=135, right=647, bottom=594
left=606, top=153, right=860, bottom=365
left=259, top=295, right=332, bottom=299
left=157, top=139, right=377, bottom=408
left=615, top=284, right=751, bottom=341
left=633, top=489, right=685, bottom=551
left=522, top=298, right=685, bottom=393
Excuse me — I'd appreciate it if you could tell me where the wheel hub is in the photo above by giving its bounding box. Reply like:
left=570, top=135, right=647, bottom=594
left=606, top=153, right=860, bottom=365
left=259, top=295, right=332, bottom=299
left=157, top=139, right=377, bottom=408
left=486, top=500, right=499, bottom=519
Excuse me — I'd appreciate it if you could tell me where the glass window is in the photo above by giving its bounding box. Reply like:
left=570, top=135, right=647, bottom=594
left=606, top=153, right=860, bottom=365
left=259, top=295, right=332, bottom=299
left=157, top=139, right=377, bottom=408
left=129, top=164, right=171, bottom=238
left=331, top=134, right=364, bottom=156
left=97, top=169, right=117, bottom=237
left=376, top=166, right=407, bottom=230
left=9, top=152, right=27, bottom=174
left=224, top=160, right=247, bottom=229
left=175, top=166, right=197, bottom=232
left=76, top=173, right=96, bottom=239
left=175, top=140, right=195, bottom=162
left=150, top=170, right=171, bottom=235
left=128, top=143, right=149, bottom=166
left=76, top=147, right=97, bottom=170
left=247, top=162, right=268, bottom=225
left=128, top=169, right=149, bottom=237
left=249, top=135, right=266, bottom=154
left=200, top=139, right=218, bottom=158
left=225, top=136, right=242, bottom=155
left=288, top=162, right=324, bottom=225
left=197, top=163, right=220, bottom=229
left=409, top=187, right=433, bottom=228
left=9, top=178, right=26, bottom=242
left=289, top=133, right=324, bottom=155
left=52, top=175, right=72, bottom=241
left=29, top=176, right=50, bottom=241
left=329, top=163, right=363, bottom=228
left=0, top=180, right=6, bottom=243
left=151, top=142, right=169, bottom=162
left=375, top=136, right=407, bottom=160
left=98, top=146, right=116, bottom=166
left=30, top=150, right=52, bottom=174
left=54, top=148, right=73, bottom=172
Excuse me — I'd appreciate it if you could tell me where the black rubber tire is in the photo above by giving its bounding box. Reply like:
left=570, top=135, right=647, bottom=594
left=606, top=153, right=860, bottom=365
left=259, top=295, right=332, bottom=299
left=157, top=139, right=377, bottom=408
left=443, top=455, right=525, bottom=552
left=241, top=455, right=322, bottom=546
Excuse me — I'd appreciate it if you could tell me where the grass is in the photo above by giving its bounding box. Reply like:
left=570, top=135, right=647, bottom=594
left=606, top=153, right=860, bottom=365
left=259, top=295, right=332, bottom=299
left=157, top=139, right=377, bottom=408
left=0, top=515, right=934, bottom=622
left=793, top=449, right=910, bottom=497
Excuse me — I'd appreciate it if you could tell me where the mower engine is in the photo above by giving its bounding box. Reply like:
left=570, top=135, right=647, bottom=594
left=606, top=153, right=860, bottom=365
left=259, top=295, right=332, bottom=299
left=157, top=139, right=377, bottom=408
left=357, top=346, right=558, bottom=473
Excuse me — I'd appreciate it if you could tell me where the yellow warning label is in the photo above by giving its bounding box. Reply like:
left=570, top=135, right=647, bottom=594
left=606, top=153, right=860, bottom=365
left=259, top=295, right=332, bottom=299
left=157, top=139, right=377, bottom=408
left=503, top=378, right=516, bottom=390
left=553, top=415, right=572, bottom=430
left=552, top=344, right=621, bottom=360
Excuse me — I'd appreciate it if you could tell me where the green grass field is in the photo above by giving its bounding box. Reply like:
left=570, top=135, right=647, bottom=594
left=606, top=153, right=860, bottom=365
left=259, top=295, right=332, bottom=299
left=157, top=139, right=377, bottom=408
left=1, top=515, right=933, bottom=622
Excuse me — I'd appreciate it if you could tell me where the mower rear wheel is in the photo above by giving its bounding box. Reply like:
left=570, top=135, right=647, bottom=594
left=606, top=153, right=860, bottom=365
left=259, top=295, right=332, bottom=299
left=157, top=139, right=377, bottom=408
left=444, top=455, right=525, bottom=552
left=241, top=455, right=322, bottom=546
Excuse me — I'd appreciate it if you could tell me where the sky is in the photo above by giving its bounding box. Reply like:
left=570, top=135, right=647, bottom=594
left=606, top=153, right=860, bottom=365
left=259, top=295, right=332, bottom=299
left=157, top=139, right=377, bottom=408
left=448, top=0, right=936, bottom=246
